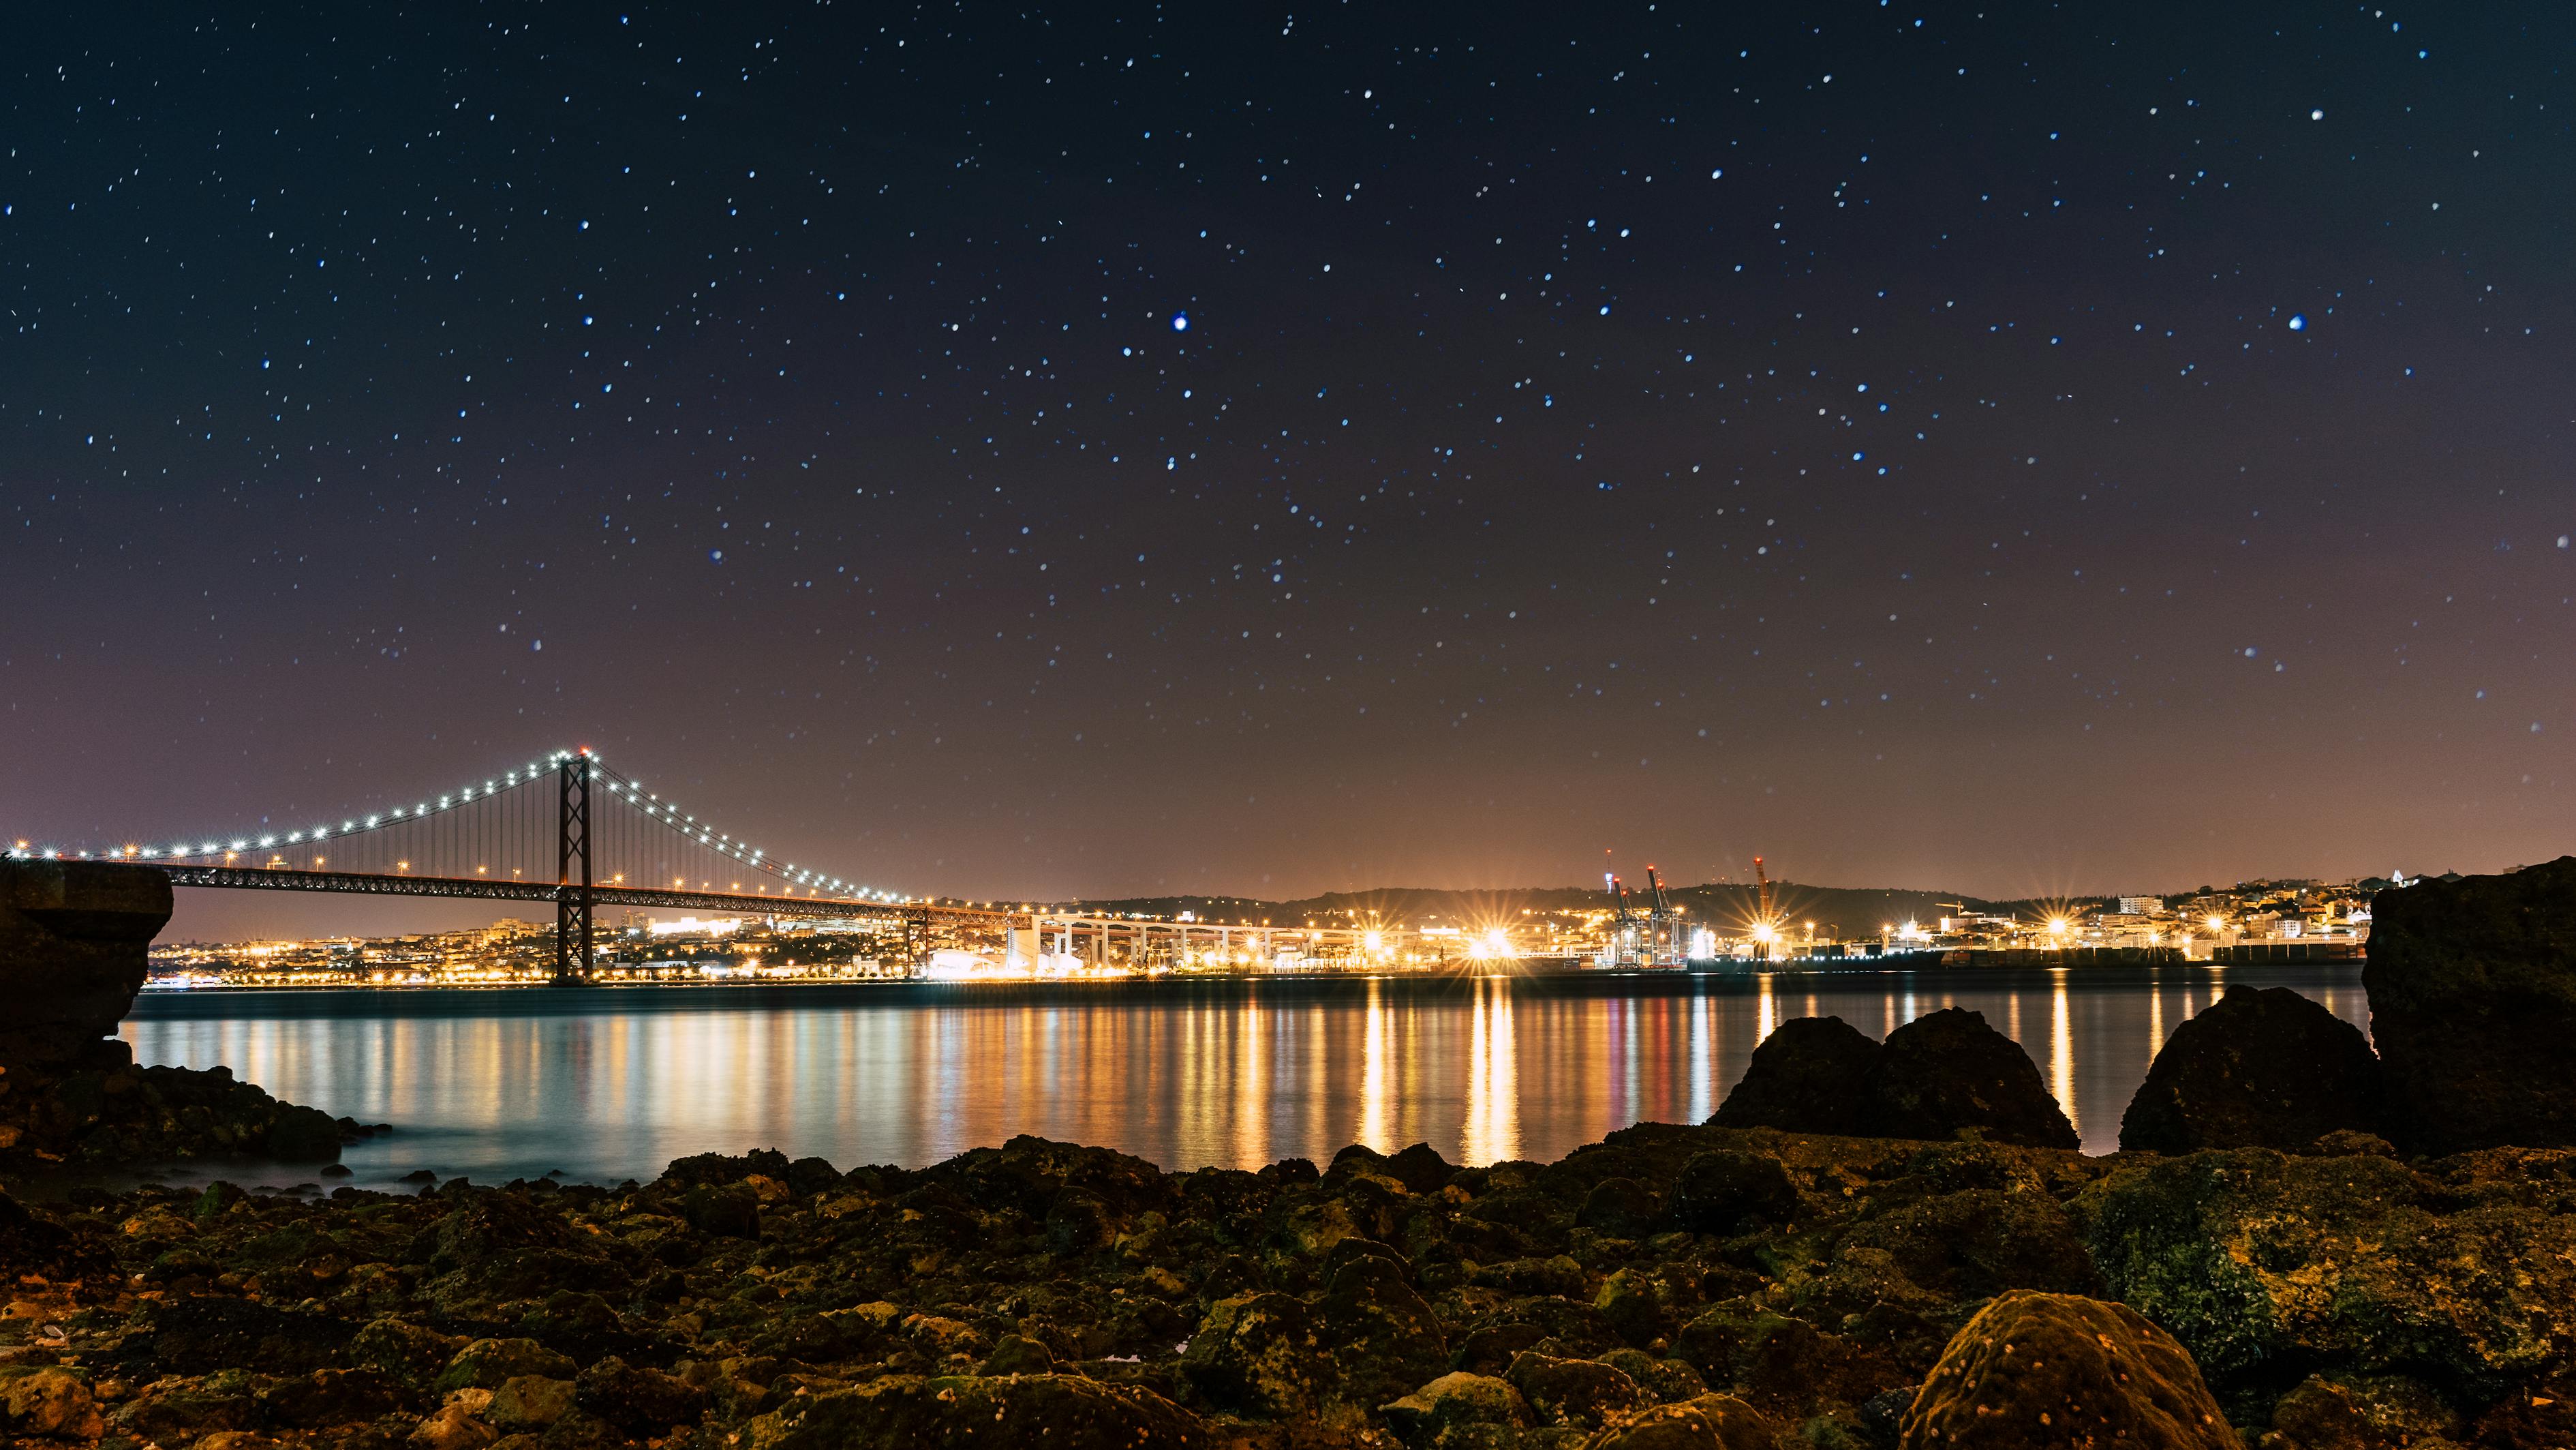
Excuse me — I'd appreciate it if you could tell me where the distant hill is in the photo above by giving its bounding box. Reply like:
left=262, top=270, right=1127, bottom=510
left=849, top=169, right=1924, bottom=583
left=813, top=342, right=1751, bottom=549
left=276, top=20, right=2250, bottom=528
left=1050, top=883, right=2109, bottom=933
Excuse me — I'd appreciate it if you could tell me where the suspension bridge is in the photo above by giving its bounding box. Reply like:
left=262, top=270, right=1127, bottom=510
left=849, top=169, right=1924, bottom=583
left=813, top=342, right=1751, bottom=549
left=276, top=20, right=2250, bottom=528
left=8, top=749, right=1010, bottom=982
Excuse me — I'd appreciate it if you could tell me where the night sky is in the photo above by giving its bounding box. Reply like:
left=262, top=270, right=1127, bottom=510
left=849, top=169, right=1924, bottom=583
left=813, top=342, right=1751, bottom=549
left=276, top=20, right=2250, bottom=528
left=7, top=4, right=2571, bottom=939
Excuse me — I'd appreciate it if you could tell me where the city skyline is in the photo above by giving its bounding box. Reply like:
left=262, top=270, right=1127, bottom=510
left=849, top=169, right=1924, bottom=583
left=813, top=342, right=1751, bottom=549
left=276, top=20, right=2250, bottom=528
left=7, top=6, right=2571, bottom=943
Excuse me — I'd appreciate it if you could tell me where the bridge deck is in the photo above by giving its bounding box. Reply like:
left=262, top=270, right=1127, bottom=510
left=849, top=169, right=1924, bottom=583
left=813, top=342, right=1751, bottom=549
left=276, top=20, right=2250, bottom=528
left=147, top=864, right=1008, bottom=925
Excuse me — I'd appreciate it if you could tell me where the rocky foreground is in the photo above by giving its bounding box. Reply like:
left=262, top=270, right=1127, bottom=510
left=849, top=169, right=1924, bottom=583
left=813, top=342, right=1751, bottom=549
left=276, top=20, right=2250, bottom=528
left=1, top=1110, right=2571, bottom=1449
left=1, top=858, right=2571, bottom=1449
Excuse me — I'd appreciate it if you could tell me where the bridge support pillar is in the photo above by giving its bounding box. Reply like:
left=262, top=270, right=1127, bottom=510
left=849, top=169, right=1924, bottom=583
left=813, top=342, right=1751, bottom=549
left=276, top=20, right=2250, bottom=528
left=554, top=753, right=594, bottom=985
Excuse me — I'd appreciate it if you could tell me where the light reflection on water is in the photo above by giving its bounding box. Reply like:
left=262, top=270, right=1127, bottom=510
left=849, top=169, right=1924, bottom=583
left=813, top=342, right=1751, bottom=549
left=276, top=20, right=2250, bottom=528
left=122, top=965, right=2367, bottom=1188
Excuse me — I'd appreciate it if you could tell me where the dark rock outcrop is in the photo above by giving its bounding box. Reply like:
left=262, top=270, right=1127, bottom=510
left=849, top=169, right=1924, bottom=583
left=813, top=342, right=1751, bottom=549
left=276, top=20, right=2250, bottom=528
left=1710, top=1015, right=1881, bottom=1133
left=0, top=860, right=363, bottom=1169
left=1899, top=1290, right=2235, bottom=1449
left=2365, top=856, right=2576, bottom=1153
left=0, top=858, right=169, bottom=1074
left=2119, top=986, right=2387, bottom=1153
left=1863, top=1008, right=2080, bottom=1148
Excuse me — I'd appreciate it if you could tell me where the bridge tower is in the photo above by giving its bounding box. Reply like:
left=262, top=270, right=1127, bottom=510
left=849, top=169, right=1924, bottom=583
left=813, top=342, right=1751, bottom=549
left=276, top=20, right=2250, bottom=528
left=555, top=751, right=594, bottom=984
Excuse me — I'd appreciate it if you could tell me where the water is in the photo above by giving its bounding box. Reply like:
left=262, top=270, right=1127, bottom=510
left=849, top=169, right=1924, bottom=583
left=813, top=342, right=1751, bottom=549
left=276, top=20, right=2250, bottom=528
left=121, top=965, right=2367, bottom=1190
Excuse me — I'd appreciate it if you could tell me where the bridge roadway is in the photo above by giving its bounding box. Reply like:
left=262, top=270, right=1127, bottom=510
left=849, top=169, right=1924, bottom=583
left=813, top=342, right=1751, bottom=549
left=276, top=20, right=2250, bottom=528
left=149, top=864, right=1011, bottom=928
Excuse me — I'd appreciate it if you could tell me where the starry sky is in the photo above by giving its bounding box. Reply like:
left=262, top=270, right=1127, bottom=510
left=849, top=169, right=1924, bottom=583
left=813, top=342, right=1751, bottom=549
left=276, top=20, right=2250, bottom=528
left=6, top=3, right=2571, bottom=939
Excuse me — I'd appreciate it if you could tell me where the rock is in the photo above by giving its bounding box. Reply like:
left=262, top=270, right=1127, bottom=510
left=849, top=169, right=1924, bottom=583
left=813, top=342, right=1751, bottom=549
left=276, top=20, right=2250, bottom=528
left=0, top=859, right=168, bottom=1074
left=1471, top=1253, right=1589, bottom=1298
left=2078, top=1145, right=2576, bottom=1398
left=980, top=1333, right=1058, bottom=1376
left=1898, top=1290, right=2234, bottom=1449
left=109, top=1373, right=257, bottom=1443
left=1668, top=1149, right=1800, bottom=1233
left=1711, top=1016, right=1882, bottom=1134
left=1577, top=1393, right=1774, bottom=1450
left=1, top=1365, right=104, bottom=1439
left=1506, top=1351, right=1652, bottom=1429
left=487, top=1375, right=576, bottom=1431
left=2365, top=858, right=2576, bottom=1153
left=1672, top=1301, right=1909, bottom=1423
left=1862, top=1008, right=2079, bottom=1149
left=784, top=1156, right=842, bottom=1196
left=2261, top=1372, right=2461, bottom=1450
left=1593, top=1267, right=1670, bottom=1348
left=146, top=1295, right=351, bottom=1377
left=1380, top=1371, right=1532, bottom=1436
left=746, top=1373, right=1213, bottom=1449
left=1182, top=1293, right=1329, bottom=1416
left=1316, top=1252, right=1450, bottom=1410
left=1577, top=1177, right=1663, bottom=1237
left=350, top=1318, right=473, bottom=1389
left=571, top=1355, right=706, bottom=1434
left=681, top=1181, right=761, bottom=1238
left=1452, top=1323, right=1548, bottom=1375
left=407, top=1400, right=495, bottom=1450
left=265, top=1103, right=348, bottom=1162
left=1595, top=1349, right=1708, bottom=1405
left=2119, top=987, right=2388, bottom=1153
left=1044, top=1189, right=1114, bottom=1255
left=435, top=1338, right=577, bottom=1393
left=255, top=1368, right=404, bottom=1428
left=1385, top=1142, right=1460, bottom=1194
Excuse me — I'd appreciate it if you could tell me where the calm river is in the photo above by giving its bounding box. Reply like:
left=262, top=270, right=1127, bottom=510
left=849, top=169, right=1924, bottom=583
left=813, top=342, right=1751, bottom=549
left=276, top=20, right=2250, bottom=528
left=123, top=965, right=2366, bottom=1190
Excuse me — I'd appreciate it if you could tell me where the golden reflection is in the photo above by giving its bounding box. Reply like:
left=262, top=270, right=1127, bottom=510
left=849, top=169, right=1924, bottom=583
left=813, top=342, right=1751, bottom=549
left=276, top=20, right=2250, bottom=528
left=1360, top=978, right=1390, bottom=1153
left=1236, top=993, right=1266, bottom=1166
left=1462, top=978, right=1520, bottom=1164
left=2149, top=979, right=2164, bottom=1066
left=1688, top=988, right=1715, bottom=1124
left=1756, top=973, right=1777, bottom=1042
left=2051, top=970, right=2077, bottom=1135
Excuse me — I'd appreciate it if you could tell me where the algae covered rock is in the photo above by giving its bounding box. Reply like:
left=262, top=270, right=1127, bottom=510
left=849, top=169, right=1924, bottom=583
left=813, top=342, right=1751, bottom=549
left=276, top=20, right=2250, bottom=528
left=2120, top=986, right=2387, bottom=1154
left=1711, top=1016, right=1881, bottom=1134
left=2077, top=1145, right=2576, bottom=1396
left=1181, top=1291, right=1328, bottom=1415
left=748, top=1373, right=1212, bottom=1449
left=1317, top=1249, right=1450, bottom=1410
left=1578, top=1393, right=1774, bottom=1450
left=435, top=1336, right=577, bottom=1393
left=2260, top=1372, right=2461, bottom=1450
left=1863, top=1008, right=2079, bottom=1149
left=2365, top=857, right=2576, bottom=1154
left=1506, top=1350, right=1651, bottom=1428
left=1898, top=1290, right=2235, bottom=1449
left=1380, top=1370, right=1532, bottom=1436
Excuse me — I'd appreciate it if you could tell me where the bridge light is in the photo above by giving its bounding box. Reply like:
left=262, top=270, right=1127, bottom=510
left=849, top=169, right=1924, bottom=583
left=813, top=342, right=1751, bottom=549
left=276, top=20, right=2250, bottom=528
left=288, top=832, right=303, bottom=843
left=258, top=836, right=275, bottom=848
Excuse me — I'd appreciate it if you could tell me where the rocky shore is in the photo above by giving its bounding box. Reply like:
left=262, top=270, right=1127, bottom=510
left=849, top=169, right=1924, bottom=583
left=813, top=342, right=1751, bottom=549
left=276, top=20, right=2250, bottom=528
left=0, top=858, right=2570, bottom=1450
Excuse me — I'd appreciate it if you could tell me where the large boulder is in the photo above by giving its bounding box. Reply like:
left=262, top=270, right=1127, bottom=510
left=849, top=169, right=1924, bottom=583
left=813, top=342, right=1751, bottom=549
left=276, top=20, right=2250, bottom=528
left=1710, top=1016, right=1881, bottom=1134
left=2119, top=987, right=2387, bottom=1153
left=1897, top=1290, right=2235, bottom=1449
left=2365, top=858, right=2576, bottom=1153
left=0, top=859, right=169, bottom=1074
left=1862, top=1008, right=2079, bottom=1149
